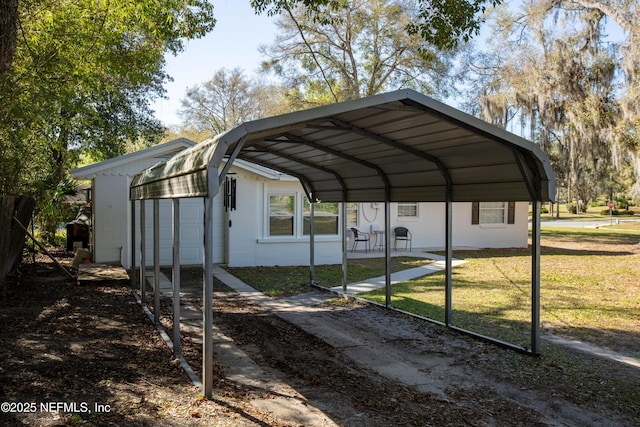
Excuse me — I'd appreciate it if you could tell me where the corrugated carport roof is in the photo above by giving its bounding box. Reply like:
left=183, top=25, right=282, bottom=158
left=130, top=89, right=555, bottom=203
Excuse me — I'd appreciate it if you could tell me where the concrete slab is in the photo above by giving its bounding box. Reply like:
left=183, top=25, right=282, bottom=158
left=208, top=321, right=337, bottom=425
left=211, top=324, right=274, bottom=389
left=278, top=291, right=334, bottom=307
left=180, top=306, right=201, bottom=321
left=210, top=260, right=473, bottom=401
left=77, top=263, right=129, bottom=284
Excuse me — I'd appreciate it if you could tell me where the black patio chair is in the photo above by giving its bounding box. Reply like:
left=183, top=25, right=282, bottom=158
left=350, top=227, right=370, bottom=252
left=393, top=226, right=412, bottom=251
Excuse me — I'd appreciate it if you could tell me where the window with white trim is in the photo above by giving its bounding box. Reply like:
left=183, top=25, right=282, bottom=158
left=268, top=194, right=295, bottom=236
left=346, top=203, right=358, bottom=227
left=397, top=202, right=418, bottom=218
left=303, top=200, right=339, bottom=235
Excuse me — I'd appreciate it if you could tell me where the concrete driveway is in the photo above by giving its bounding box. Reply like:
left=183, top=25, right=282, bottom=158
left=537, top=218, right=640, bottom=228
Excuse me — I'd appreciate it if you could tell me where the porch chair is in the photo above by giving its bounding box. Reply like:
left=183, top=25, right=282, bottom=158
left=393, top=226, right=412, bottom=251
left=350, top=227, right=370, bottom=252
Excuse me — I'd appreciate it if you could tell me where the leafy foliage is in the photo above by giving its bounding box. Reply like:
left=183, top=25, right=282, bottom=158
left=260, top=0, right=456, bottom=107
left=465, top=1, right=640, bottom=205
left=0, top=0, right=216, bottom=242
left=409, top=0, right=501, bottom=50
left=251, top=0, right=500, bottom=50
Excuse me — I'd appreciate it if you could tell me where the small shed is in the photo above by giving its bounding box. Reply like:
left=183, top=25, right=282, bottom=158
left=129, top=89, right=555, bottom=397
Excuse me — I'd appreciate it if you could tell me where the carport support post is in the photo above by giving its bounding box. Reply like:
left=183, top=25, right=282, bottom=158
left=202, top=179, right=216, bottom=398
left=153, top=199, right=160, bottom=325
left=140, top=201, right=146, bottom=302
left=384, top=201, right=391, bottom=307
left=531, top=200, right=542, bottom=354
left=341, top=201, right=348, bottom=293
left=445, top=199, right=453, bottom=326
left=309, top=201, right=315, bottom=284
left=130, top=200, right=136, bottom=290
left=172, top=198, right=181, bottom=356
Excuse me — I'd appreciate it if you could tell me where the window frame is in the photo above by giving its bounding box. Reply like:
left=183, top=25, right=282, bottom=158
left=397, top=202, right=419, bottom=219
left=346, top=202, right=359, bottom=227
left=303, top=199, right=340, bottom=236
left=267, top=193, right=296, bottom=237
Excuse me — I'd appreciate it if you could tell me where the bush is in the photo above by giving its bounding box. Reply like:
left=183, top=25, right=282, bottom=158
left=614, top=195, right=631, bottom=211
left=566, top=203, right=586, bottom=214
left=599, top=209, right=636, bottom=216
left=601, top=209, right=619, bottom=215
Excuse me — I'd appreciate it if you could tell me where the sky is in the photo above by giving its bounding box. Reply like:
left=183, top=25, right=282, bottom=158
left=152, top=1, right=278, bottom=127
left=152, top=1, right=626, bottom=130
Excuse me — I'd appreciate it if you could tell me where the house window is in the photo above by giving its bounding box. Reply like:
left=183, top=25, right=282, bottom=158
left=480, top=201, right=506, bottom=223
left=398, top=202, right=418, bottom=218
left=303, top=200, right=339, bottom=235
left=472, top=202, right=516, bottom=225
left=346, top=203, right=358, bottom=227
left=269, top=194, right=295, bottom=236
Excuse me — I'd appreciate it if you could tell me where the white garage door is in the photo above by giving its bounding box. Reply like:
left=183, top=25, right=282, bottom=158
left=136, top=195, right=224, bottom=266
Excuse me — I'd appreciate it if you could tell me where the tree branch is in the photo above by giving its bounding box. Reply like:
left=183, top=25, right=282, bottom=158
left=564, top=0, right=635, bottom=34
left=284, top=5, right=340, bottom=103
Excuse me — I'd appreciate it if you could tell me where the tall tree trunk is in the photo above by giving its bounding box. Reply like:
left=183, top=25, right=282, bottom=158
left=0, top=0, right=18, bottom=73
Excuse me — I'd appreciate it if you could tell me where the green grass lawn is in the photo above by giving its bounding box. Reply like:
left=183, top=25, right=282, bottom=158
left=358, top=227, right=640, bottom=354
left=601, top=220, right=640, bottom=231
left=534, top=202, right=638, bottom=221
left=203, top=226, right=640, bottom=420
left=225, top=256, right=434, bottom=298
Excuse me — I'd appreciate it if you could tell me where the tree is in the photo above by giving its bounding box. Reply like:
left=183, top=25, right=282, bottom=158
left=179, top=68, right=290, bottom=136
left=465, top=1, right=639, bottom=205
left=251, top=0, right=501, bottom=50
left=0, top=0, right=18, bottom=72
left=260, top=0, right=456, bottom=107
left=0, top=0, right=216, bottom=242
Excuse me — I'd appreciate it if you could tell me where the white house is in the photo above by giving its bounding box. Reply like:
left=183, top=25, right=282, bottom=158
left=346, top=200, right=527, bottom=253
left=70, top=138, right=529, bottom=269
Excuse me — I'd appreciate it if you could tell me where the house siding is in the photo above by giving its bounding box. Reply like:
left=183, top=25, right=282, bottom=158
left=352, top=201, right=529, bottom=250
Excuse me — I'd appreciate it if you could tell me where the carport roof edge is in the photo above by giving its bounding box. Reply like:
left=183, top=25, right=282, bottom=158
left=130, top=89, right=556, bottom=203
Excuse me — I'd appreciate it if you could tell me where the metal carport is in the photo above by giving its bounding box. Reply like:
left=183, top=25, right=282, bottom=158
left=129, top=89, right=555, bottom=398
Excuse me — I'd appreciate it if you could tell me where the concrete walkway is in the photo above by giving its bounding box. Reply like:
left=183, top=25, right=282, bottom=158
left=209, top=252, right=469, bottom=398
left=535, top=218, right=640, bottom=228
left=212, top=249, right=465, bottom=314
left=336, top=251, right=466, bottom=294
left=211, top=263, right=463, bottom=399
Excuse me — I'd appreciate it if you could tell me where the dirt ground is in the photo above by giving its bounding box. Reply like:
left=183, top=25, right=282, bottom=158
left=1, top=249, right=638, bottom=426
